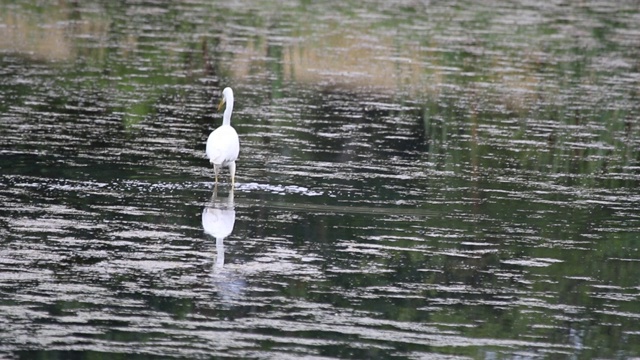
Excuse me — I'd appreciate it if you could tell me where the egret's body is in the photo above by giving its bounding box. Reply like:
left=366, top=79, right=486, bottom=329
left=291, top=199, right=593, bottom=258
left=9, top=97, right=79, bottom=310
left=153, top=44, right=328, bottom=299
left=206, top=87, right=239, bottom=186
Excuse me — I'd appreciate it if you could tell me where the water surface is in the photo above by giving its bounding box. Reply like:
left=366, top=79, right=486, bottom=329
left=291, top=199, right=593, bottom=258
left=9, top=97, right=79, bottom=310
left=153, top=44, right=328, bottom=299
left=1, top=1, right=640, bottom=359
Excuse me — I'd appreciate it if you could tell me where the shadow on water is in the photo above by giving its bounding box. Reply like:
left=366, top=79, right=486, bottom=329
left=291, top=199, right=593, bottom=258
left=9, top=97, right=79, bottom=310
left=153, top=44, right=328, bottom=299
left=202, top=187, right=246, bottom=306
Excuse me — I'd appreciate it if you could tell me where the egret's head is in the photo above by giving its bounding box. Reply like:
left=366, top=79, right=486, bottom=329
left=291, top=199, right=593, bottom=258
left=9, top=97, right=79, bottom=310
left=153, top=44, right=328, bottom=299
left=217, top=87, right=234, bottom=112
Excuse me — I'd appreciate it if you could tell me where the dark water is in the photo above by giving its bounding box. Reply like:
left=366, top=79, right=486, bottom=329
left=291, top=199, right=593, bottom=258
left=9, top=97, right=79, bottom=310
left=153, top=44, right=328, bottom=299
left=1, top=1, right=640, bottom=359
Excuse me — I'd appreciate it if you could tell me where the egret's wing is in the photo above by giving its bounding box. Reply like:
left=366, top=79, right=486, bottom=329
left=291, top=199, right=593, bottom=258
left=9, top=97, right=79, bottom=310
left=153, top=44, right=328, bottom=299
left=206, top=126, right=239, bottom=165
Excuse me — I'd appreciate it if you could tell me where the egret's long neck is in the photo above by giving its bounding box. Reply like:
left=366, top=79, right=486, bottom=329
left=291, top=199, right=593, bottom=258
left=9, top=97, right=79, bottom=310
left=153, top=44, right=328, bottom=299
left=223, top=94, right=234, bottom=126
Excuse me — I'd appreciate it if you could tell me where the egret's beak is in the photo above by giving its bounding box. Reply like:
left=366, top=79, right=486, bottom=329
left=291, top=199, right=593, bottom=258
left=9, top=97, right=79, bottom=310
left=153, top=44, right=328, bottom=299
left=217, top=98, right=225, bottom=112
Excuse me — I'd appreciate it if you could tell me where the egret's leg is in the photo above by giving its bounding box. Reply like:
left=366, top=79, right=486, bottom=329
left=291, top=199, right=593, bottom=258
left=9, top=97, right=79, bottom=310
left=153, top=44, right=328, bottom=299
left=229, top=161, right=236, bottom=187
left=213, top=164, right=220, bottom=184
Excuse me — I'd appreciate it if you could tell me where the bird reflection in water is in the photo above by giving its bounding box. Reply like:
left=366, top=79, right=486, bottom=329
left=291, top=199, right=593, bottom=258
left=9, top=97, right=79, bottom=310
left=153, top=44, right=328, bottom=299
left=201, top=186, right=245, bottom=302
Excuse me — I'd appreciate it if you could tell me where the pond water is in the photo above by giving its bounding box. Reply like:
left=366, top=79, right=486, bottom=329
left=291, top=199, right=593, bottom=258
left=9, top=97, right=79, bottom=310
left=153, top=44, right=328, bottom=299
left=1, top=1, right=640, bottom=359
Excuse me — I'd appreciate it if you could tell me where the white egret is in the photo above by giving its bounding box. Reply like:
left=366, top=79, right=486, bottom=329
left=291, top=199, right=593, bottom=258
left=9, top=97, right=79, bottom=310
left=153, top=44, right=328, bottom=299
left=206, top=87, right=239, bottom=186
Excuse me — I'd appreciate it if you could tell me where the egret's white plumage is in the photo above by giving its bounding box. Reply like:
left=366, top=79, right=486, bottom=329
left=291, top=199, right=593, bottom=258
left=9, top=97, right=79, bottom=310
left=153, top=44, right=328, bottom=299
left=206, top=87, right=239, bottom=186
